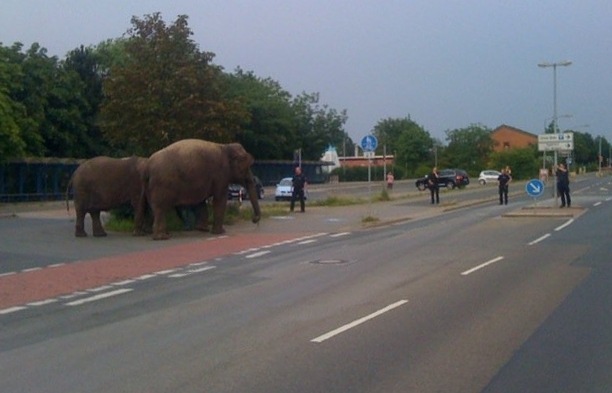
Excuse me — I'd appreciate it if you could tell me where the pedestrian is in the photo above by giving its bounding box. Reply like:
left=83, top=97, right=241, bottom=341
left=290, top=166, right=307, bottom=212
left=428, top=166, right=440, bottom=204
left=497, top=168, right=511, bottom=205
left=556, top=163, right=571, bottom=208
left=386, top=171, right=394, bottom=189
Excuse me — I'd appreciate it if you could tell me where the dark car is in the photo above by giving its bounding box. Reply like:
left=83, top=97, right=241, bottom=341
left=227, top=176, right=264, bottom=201
left=415, top=169, right=470, bottom=190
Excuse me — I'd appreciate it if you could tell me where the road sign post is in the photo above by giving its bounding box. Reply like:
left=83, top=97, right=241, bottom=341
left=525, top=179, right=545, bottom=207
left=360, top=135, right=378, bottom=215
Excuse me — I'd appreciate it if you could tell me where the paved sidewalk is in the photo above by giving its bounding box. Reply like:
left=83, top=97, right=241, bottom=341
left=0, top=187, right=585, bottom=238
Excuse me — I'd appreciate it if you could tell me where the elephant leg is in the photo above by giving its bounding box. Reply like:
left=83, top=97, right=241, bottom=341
left=91, top=211, right=107, bottom=237
left=133, top=200, right=147, bottom=236
left=211, top=199, right=226, bottom=235
left=75, top=208, right=88, bottom=237
left=194, top=201, right=210, bottom=232
left=152, top=207, right=171, bottom=240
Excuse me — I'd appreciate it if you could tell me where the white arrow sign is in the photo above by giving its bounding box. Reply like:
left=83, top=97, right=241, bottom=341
left=529, top=182, right=542, bottom=193
left=525, top=179, right=545, bottom=197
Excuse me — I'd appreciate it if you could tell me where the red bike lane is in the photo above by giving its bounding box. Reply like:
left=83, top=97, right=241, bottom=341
left=0, top=232, right=307, bottom=310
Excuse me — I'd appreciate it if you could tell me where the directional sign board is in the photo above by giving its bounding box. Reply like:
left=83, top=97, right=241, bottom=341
left=525, top=179, right=545, bottom=198
left=538, top=132, right=574, bottom=152
left=360, top=135, right=378, bottom=152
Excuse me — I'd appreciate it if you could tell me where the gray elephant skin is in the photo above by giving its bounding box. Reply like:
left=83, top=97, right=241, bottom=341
left=139, top=139, right=261, bottom=240
left=66, top=156, right=148, bottom=237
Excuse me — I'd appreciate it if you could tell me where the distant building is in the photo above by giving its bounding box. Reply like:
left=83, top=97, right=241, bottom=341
left=491, top=124, right=537, bottom=152
left=320, top=145, right=341, bottom=173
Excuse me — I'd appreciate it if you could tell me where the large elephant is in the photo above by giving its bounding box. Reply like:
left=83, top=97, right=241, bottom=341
left=66, top=156, right=148, bottom=237
left=139, top=139, right=261, bottom=240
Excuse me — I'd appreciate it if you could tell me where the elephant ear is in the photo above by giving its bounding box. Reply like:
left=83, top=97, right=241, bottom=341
left=228, top=143, right=254, bottom=167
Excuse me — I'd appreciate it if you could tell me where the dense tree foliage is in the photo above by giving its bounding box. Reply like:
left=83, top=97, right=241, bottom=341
left=372, top=117, right=433, bottom=177
left=488, top=147, right=540, bottom=179
left=444, top=124, right=495, bottom=173
left=99, top=13, right=248, bottom=155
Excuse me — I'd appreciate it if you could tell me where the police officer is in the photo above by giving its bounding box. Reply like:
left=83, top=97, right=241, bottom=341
left=428, top=166, right=440, bottom=204
left=556, top=163, right=571, bottom=208
left=290, top=166, right=307, bottom=212
left=497, top=168, right=511, bottom=205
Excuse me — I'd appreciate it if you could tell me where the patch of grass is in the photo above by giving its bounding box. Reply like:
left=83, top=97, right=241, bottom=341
left=311, top=195, right=364, bottom=207
left=375, top=188, right=391, bottom=201
left=105, top=215, right=136, bottom=232
left=361, top=215, right=379, bottom=224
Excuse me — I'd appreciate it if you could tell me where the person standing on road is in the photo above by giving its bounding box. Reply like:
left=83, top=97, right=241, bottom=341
left=556, top=163, right=571, bottom=208
left=428, top=166, right=440, bottom=204
left=386, top=172, right=394, bottom=190
left=497, top=168, right=511, bottom=205
left=290, top=166, right=307, bottom=212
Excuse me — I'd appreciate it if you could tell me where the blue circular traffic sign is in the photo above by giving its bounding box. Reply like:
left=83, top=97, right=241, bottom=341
left=525, top=179, right=545, bottom=197
left=360, top=135, right=378, bottom=152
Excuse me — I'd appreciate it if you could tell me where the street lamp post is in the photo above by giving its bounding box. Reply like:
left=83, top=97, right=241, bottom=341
left=538, top=60, right=572, bottom=205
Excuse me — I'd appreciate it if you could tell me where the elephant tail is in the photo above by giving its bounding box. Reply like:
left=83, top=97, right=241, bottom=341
left=65, top=176, right=73, bottom=212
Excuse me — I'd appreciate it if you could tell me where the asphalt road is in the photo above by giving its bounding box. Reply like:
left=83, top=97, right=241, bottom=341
left=1, top=174, right=610, bottom=392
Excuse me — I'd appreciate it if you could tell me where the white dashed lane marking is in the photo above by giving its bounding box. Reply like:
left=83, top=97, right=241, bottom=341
left=1, top=231, right=353, bottom=315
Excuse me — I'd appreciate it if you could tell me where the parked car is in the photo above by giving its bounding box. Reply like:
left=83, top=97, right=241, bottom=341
left=415, top=168, right=470, bottom=190
left=228, top=176, right=264, bottom=201
left=478, top=170, right=501, bottom=185
left=274, top=177, right=307, bottom=201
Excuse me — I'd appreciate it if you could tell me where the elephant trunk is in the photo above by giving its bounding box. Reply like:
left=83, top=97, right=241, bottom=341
left=244, top=174, right=261, bottom=224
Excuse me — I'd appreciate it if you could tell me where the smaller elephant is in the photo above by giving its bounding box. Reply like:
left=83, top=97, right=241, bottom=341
left=66, top=156, right=148, bottom=237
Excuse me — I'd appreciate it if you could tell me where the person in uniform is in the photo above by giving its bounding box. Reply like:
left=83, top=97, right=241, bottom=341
left=497, top=168, right=511, bottom=205
left=290, top=166, right=307, bottom=212
left=428, top=167, right=440, bottom=204
left=556, top=163, right=571, bottom=208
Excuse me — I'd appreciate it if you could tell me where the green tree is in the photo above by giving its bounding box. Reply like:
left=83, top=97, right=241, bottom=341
left=291, top=92, right=348, bottom=161
left=62, top=45, right=110, bottom=157
left=571, top=131, right=596, bottom=167
left=489, top=146, right=539, bottom=179
left=373, top=117, right=432, bottom=176
left=223, top=68, right=295, bottom=159
left=100, top=13, right=247, bottom=155
left=0, top=44, right=27, bottom=159
left=444, top=123, right=494, bottom=173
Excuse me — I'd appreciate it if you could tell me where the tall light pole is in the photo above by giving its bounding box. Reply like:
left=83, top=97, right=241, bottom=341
left=538, top=60, right=572, bottom=204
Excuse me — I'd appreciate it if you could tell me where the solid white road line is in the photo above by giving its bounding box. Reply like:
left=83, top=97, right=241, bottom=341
left=88, top=285, right=114, bottom=292
left=245, top=250, right=271, bottom=259
left=21, top=267, right=42, bottom=273
left=311, top=300, right=409, bottom=343
left=555, top=219, right=574, bottom=232
left=330, top=232, right=351, bottom=237
left=461, top=256, right=505, bottom=276
left=113, top=279, right=136, bottom=286
left=0, top=306, right=27, bottom=315
left=65, top=288, right=133, bottom=307
left=27, top=299, right=58, bottom=307
left=528, top=233, right=551, bottom=245
left=169, top=266, right=216, bottom=278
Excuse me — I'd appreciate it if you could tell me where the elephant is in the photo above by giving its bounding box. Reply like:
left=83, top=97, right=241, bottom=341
left=138, top=139, right=261, bottom=240
left=66, top=156, right=148, bottom=237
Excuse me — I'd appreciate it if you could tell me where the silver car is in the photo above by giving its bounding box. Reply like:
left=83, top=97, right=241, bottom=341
left=478, top=170, right=501, bottom=185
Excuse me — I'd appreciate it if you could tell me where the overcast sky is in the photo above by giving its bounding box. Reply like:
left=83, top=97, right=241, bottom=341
left=2, top=0, right=611, bottom=144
